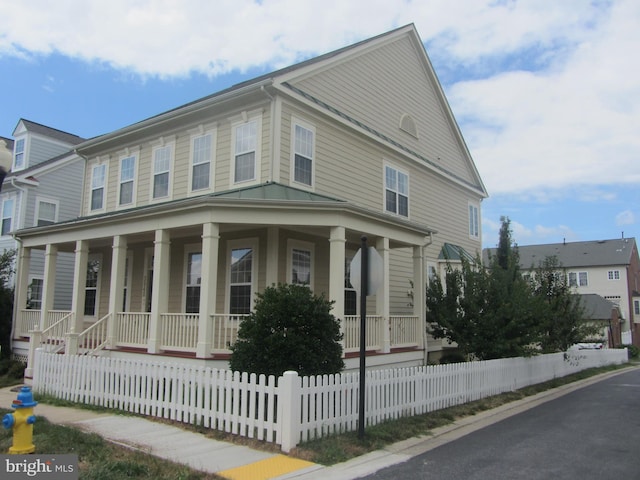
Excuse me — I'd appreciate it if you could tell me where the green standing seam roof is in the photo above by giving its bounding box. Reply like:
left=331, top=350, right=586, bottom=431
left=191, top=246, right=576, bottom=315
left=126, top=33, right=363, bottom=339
left=438, top=243, right=475, bottom=262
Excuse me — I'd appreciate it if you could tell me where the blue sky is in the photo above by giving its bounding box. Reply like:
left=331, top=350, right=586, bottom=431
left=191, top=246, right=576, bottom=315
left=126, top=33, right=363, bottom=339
left=1, top=1, right=638, bottom=249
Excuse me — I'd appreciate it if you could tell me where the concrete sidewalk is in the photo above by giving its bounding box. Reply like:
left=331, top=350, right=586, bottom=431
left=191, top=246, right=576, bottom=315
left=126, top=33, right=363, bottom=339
left=0, top=385, right=319, bottom=479
left=1, top=366, right=635, bottom=479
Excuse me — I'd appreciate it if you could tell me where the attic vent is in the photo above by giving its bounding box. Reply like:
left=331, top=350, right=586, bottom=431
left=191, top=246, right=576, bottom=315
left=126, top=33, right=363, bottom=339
left=399, top=114, right=418, bottom=138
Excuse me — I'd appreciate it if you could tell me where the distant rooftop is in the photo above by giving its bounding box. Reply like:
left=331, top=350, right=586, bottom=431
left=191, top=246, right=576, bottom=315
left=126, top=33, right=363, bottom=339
left=485, top=237, right=638, bottom=268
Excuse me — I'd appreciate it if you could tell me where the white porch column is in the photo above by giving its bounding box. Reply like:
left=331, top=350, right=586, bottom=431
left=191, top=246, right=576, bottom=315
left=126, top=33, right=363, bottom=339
left=148, top=229, right=170, bottom=353
left=40, top=244, right=58, bottom=330
left=265, top=227, right=279, bottom=287
left=376, top=237, right=391, bottom=353
left=70, top=240, right=89, bottom=333
left=197, top=222, right=219, bottom=358
left=107, top=235, right=127, bottom=348
left=413, top=244, right=426, bottom=349
left=329, top=226, right=346, bottom=323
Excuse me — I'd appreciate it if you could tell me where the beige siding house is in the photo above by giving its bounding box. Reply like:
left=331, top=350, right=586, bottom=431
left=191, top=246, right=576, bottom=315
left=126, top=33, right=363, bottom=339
left=14, top=24, right=487, bottom=375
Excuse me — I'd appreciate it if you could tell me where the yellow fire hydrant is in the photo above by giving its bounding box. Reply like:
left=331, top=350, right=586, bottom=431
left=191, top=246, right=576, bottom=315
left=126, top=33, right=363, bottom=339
left=2, top=386, right=37, bottom=454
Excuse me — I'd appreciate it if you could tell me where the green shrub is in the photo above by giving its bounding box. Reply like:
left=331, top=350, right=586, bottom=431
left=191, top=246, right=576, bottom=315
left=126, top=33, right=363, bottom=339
left=0, top=359, right=25, bottom=378
left=439, top=352, right=466, bottom=364
left=230, top=283, right=344, bottom=376
left=621, top=344, right=639, bottom=359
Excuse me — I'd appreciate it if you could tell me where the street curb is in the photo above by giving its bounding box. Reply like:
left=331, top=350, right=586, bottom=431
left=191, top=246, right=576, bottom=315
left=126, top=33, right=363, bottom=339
left=282, top=364, right=638, bottom=479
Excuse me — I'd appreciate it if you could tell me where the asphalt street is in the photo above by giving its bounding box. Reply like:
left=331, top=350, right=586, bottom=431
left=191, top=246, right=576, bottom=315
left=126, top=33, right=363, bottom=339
left=362, top=368, right=640, bottom=480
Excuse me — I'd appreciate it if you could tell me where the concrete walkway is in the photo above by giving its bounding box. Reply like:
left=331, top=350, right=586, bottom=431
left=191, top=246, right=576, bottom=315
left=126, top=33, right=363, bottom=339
left=1, top=366, right=635, bottom=479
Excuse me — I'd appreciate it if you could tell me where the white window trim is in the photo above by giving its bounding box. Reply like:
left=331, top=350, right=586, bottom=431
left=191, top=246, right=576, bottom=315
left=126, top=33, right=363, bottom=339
left=468, top=202, right=480, bottom=240
left=230, top=115, right=262, bottom=188
left=34, top=196, right=59, bottom=226
left=89, top=162, right=108, bottom=213
left=13, top=136, right=27, bottom=171
left=1, top=194, right=16, bottom=237
left=117, top=152, right=139, bottom=209
left=188, top=129, right=216, bottom=195
left=344, top=249, right=358, bottom=316
left=383, top=162, right=410, bottom=218
left=225, top=238, right=259, bottom=314
left=607, top=270, right=620, bottom=280
left=122, top=252, right=133, bottom=312
left=568, top=271, right=589, bottom=287
left=290, top=117, right=315, bottom=190
left=27, top=275, right=44, bottom=310
left=150, top=141, right=175, bottom=203
left=85, top=253, right=102, bottom=319
left=287, top=239, right=315, bottom=289
left=182, top=244, right=202, bottom=313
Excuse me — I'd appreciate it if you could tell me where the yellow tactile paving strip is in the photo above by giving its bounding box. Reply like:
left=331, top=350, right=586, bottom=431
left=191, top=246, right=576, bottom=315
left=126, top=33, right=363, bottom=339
left=218, top=455, right=316, bottom=480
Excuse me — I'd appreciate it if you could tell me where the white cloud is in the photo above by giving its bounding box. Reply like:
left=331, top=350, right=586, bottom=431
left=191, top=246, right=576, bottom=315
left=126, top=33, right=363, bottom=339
left=449, top=0, right=640, bottom=195
left=616, top=210, right=635, bottom=226
left=0, top=0, right=637, bottom=198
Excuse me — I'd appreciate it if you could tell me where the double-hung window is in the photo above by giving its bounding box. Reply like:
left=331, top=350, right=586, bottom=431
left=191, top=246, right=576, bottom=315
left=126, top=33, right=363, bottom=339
left=344, top=254, right=357, bottom=315
left=119, top=155, right=136, bottom=206
left=1, top=198, right=14, bottom=235
left=229, top=243, right=255, bottom=315
left=185, top=250, right=202, bottom=313
left=27, top=278, right=43, bottom=310
left=469, top=204, right=480, bottom=239
left=288, top=240, right=314, bottom=288
left=191, top=133, right=212, bottom=191
left=84, top=257, right=100, bottom=316
left=36, top=199, right=57, bottom=226
left=568, top=271, right=588, bottom=287
left=152, top=145, right=172, bottom=200
left=90, top=164, right=106, bottom=211
left=13, top=138, right=25, bottom=171
left=385, top=165, right=408, bottom=217
left=234, top=120, right=257, bottom=184
left=293, top=122, right=314, bottom=187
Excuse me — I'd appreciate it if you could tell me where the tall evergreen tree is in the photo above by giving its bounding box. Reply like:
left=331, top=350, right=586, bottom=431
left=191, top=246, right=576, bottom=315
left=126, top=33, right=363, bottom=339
left=0, top=249, right=15, bottom=360
left=427, top=217, right=541, bottom=360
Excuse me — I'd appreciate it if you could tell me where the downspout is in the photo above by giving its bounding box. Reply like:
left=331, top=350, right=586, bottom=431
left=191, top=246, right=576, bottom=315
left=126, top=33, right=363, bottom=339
left=422, top=232, right=434, bottom=365
left=9, top=178, right=29, bottom=355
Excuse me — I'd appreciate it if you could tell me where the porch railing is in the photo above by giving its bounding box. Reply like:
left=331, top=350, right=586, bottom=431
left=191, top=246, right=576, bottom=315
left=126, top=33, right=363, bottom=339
left=343, top=315, right=384, bottom=353
left=160, top=313, right=199, bottom=352
left=38, top=312, right=74, bottom=353
left=212, top=314, right=247, bottom=353
left=72, top=313, right=110, bottom=355
left=115, top=312, right=151, bottom=348
left=389, top=315, right=422, bottom=348
left=17, top=310, right=41, bottom=337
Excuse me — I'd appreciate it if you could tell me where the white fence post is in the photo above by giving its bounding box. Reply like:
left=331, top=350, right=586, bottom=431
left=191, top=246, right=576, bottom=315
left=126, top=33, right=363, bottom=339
left=279, top=371, right=301, bottom=453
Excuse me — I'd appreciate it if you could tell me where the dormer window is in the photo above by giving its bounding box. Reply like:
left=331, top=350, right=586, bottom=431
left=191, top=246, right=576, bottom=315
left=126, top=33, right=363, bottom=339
left=13, top=138, right=25, bottom=170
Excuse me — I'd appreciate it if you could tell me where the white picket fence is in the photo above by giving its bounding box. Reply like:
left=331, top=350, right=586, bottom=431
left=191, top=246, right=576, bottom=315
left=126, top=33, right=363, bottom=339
left=32, top=348, right=628, bottom=452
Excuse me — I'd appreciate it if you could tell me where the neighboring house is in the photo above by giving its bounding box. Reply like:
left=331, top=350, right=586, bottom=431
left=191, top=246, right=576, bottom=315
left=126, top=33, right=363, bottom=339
left=1, top=120, right=86, bottom=360
left=486, top=237, right=640, bottom=347
left=14, top=24, right=487, bottom=375
left=578, top=293, right=622, bottom=347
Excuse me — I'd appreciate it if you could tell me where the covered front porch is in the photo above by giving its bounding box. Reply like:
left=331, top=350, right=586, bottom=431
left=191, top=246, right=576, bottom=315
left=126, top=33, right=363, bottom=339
left=14, top=186, right=434, bottom=374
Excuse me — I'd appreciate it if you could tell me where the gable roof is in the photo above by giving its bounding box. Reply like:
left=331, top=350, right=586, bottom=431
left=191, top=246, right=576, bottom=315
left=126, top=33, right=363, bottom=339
left=73, top=25, right=487, bottom=198
left=14, top=119, right=85, bottom=145
left=489, top=237, right=638, bottom=269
